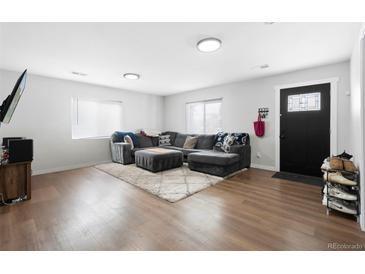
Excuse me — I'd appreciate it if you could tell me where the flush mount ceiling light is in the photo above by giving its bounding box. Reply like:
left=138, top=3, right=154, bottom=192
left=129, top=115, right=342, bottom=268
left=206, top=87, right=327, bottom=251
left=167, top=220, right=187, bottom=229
left=123, top=73, right=140, bottom=80
left=197, top=37, right=222, bottom=53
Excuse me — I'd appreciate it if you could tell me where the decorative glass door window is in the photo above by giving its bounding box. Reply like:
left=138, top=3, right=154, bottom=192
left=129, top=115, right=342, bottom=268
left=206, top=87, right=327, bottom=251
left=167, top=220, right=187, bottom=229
left=288, top=92, right=321, bottom=112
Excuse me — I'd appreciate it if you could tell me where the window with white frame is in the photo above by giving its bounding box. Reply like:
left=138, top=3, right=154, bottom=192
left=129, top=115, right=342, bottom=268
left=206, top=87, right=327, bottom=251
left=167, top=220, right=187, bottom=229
left=72, top=98, right=123, bottom=139
left=186, top=99, right=222, bottom=134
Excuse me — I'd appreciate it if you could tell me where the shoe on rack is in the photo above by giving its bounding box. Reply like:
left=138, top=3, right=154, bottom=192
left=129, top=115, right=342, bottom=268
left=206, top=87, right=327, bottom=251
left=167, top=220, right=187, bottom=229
left=343, top=159, right=358, bottom=173
left=336, top=151, right=353, bottom=160
left=322, top=194, right=328, bottom=206
left=328, top=199, right=357, bottom=215
left=324, top=184, right=357, bottom=201
left=321, top=159, right=331, bottom=171
left=329, top=157, right=343, bottom=170
left=323, top=171, right=357, bottom=186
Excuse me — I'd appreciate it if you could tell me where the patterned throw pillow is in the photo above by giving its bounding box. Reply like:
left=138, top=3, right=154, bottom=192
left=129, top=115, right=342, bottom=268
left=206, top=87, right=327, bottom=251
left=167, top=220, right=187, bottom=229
left=159, top=135, right=171, bottom=146
left=124, top=135, right=134, bottom=149
left=214, top=132, right=228, bottom=148
left=221, top=134, right=236, bottom=153
left=231, top=133, right=250, bottom=145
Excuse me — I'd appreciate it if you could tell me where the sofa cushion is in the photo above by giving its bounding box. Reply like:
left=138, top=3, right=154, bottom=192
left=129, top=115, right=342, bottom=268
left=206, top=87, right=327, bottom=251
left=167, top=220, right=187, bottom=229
left=181, top=148, right=208, bottom=156
left=167, top=146, right=206, bottom=156
left=196, top=134, right=215, bottom=149
left=136, top=134, right=154, bottom=148
left=174, top=133, right=191, bottom=147
left=188, top=151, right=239, bottom=166
left=166, top=146, right=184, bottom=151
left=131, top=147, right=145, bottom=156
left=183, top=136, right=198, bottom=149
left=151, top=136, right=160, bottom=147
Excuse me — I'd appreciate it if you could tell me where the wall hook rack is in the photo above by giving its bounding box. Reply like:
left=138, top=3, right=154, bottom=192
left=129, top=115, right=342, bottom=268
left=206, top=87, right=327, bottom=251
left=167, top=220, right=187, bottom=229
left=258, top=107, right=269, bottom=118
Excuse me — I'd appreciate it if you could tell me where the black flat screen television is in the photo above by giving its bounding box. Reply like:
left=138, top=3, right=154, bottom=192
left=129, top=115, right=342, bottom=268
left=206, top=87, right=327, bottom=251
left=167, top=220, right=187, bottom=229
left=0, top=69, right=27, bottom=124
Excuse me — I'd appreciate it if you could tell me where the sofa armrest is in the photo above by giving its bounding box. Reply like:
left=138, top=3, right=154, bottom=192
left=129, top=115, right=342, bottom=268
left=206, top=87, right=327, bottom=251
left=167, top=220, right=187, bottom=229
left=110, top=141, right=133, bottom=165
left=228, top=144, right=251, bottom=169
left=228, top=144, right=244, bottom=154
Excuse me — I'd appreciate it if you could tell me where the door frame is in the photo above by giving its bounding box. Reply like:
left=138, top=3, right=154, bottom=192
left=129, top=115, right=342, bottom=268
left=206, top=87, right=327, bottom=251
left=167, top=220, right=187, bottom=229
left=359, top=28, right=365, bottom=231
left=274, top=78, right=339, bottom=172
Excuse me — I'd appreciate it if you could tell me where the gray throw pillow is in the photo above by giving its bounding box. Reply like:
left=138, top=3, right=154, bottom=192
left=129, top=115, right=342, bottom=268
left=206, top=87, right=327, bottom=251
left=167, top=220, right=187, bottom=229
left=183, top=136, right=198, bottom=149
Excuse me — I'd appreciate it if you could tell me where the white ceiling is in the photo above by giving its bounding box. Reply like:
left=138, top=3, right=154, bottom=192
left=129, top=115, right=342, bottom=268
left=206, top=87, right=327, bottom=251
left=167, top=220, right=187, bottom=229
left=0, top=22, right=361, bottom=95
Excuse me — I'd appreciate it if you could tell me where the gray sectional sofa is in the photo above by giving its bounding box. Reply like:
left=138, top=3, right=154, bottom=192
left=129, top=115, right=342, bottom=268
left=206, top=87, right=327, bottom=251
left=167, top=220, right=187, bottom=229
left=110, top=131, right=251, bottom=177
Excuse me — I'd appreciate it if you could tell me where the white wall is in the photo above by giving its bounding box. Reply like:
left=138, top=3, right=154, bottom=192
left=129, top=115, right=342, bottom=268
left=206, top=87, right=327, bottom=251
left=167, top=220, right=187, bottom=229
left=164, top=61, right=351, bottom=170
left=349, top=24, right=365, bottom=230
left=0, top=69, right=164, bottom=174
left=0, top=62, right=354, bottom=181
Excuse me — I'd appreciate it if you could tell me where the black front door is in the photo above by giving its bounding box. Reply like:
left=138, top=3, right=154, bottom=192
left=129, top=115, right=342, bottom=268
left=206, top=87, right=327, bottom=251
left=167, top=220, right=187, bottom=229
left=280, top=83, right=330, bottom=177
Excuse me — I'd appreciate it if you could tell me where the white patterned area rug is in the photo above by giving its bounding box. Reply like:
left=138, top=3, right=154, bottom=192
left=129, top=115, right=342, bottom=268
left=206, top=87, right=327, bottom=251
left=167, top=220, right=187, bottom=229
left=94, top=163, right=224, bottom=203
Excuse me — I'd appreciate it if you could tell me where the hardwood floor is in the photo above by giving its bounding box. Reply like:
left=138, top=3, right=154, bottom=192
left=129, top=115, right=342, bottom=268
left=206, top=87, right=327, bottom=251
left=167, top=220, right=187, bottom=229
left=0, top=166, right=364, bottom=250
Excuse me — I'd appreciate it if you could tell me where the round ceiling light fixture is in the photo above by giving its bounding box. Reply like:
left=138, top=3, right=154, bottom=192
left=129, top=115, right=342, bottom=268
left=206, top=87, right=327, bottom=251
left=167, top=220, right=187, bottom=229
left=197, top=37, right=222, bottom=53
left=123, top=73, right=140, bottom=80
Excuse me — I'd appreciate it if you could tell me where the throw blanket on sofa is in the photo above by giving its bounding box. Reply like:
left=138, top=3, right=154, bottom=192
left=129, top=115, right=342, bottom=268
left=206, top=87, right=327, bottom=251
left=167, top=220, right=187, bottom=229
left=112, top=131, right=139, bottom=146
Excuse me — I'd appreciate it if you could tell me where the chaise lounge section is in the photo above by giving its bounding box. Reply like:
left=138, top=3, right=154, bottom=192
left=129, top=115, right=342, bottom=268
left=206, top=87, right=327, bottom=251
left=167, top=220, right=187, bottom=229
left=187, top=151, right=240, bottom=177
left=188, top=143, right=251, bottom=177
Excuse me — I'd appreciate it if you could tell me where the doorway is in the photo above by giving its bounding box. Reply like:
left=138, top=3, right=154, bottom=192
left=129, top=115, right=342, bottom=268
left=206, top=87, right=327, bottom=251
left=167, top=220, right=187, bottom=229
left=279, top=83, right=330, bottom=177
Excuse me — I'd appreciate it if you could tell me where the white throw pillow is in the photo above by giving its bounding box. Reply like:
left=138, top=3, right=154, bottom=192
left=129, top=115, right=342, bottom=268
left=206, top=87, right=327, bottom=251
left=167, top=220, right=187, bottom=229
left=124, top=135, right=134, bottom=149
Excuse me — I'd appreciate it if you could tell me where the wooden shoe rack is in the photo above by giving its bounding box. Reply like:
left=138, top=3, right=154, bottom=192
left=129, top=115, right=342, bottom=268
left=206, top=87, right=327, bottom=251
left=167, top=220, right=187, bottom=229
left=323, top=169, right=360, bottom=222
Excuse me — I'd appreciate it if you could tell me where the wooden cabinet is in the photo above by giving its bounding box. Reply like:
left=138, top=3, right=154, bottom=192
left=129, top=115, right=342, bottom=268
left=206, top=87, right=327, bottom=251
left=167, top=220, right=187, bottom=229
left=0, top=161, right=31, bottom=201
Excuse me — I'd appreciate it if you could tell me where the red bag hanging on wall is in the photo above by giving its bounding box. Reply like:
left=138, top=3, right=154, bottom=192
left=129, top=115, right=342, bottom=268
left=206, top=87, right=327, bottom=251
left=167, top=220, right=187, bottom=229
left=254, top=115, right=265, bottom=137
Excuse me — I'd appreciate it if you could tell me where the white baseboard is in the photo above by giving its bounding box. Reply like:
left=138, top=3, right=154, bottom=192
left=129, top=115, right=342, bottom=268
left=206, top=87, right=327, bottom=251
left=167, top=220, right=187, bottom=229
left=33, top=161, right=276, bottom=175
left=251, top=163, right=277, bottom=171
left=32, top=160, right=111, bottom=176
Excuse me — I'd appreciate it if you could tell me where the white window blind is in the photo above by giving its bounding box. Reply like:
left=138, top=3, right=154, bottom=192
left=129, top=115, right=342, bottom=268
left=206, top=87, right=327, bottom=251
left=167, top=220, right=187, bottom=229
left=186, top=99, right=222, bottom=134
left=72, top=98, right=123, bottom=139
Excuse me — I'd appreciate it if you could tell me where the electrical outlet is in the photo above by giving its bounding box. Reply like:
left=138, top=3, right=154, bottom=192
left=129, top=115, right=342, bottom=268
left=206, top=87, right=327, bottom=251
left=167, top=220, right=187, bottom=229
left=256, top=152, right=262, bottom=158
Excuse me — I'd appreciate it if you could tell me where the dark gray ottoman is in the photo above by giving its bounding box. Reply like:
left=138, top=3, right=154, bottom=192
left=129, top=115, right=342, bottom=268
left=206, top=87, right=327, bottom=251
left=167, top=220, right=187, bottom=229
left=135, top=148, right=183, bottom=172
left=188, top=151, right=240, bottom=177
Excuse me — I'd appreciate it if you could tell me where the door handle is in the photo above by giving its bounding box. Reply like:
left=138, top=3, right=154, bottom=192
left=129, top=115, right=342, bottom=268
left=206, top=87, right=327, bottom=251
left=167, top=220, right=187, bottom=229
left=279, top=134, right=285, bottom=139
